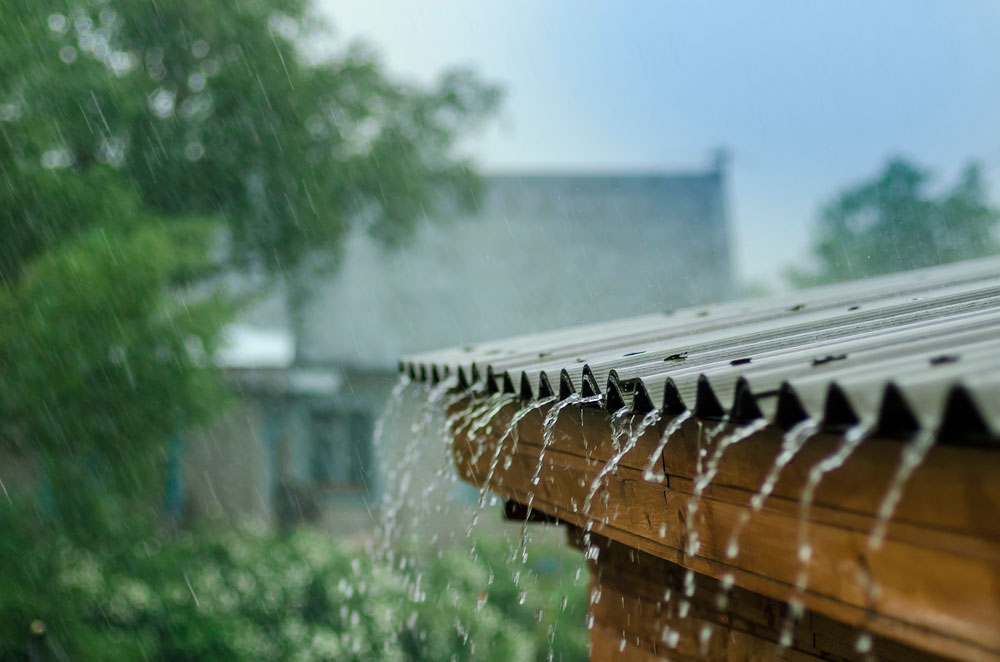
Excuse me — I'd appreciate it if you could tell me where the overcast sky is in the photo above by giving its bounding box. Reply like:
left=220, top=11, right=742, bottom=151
left=319, top=0, right=1000, bottom=288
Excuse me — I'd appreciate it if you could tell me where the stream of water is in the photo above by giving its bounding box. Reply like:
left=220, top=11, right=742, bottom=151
left=476, top=396, right=558, bottom=509
left=514, top=394, right=603, bottom=567
left=778, top=422, right=872, bottom=647
left=683, top=419, right=762, bottom=562
left=582, top=408, right=660, bottom=528
left=868, top=428, right=936, bottom=551
left=378, top=376, right=458, bottom=548
left=725, top=417, right=819, bottom=560
left=390, top=367, right=945, bottom=660
left=642, top=409, right=693, bottom=484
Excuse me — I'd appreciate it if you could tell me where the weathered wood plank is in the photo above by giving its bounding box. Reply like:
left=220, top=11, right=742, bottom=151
left=449, top=397, right=1000, bottom=660
left=584, top=534, right=949, bottom=662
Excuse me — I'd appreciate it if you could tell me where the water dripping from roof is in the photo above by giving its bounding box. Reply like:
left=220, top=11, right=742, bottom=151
left=642, top=409, right=693, bottom=485
left=778, top=422, right=873, bottom=649
left=725, top=417, right=820, bottom=560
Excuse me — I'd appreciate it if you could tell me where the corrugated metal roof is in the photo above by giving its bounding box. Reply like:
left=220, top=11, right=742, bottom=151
left=402, top=256, right=1000, bottom=443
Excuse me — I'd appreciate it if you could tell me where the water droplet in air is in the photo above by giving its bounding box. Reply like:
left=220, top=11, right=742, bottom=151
left=49, top=14, right=68, bottom=33
left=185, top=142, right=205, bottom=161
left=188, top=72, right=206, bottom=92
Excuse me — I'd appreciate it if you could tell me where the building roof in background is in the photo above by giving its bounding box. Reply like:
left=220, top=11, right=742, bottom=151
left=214, top=324, right=295, bottom=369
left=281, top=167, right=731, bottom=369
left=404, top=256, right=1000, bottom=443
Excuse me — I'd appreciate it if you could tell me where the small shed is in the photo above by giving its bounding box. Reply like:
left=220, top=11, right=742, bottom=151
left=403, top=256, right=1000, bottom=661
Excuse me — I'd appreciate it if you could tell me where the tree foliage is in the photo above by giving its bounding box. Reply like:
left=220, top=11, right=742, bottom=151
left=1, top=0, right=500, bottom=280
left=0, top=0, right=499, bottom=525
left=791, top=158, right=1000, bottom=286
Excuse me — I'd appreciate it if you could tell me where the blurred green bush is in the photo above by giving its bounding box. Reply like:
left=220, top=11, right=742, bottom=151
left=0, top=509, right=587, bottom=661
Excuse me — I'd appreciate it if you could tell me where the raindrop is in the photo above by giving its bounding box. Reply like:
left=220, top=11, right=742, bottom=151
left=41, top=148, right=73, bottom=169
left=99, top=8, right=117, bottom=26
left=48, top=14, right=69, bottom=34
left=147, top=63, right=166, bottom=81
left=108, top=51, right=138, bottom=76
left=185, top=142, right=205, bottom=162
left=306, top=115, right=326, bottom=137
left=192, top=40, right=210, bottom=58
left=149, top=88, right=176, bottom=118
left=108, top=346, right=126, bottom=364
left=0, top=102, right=22, bottom=122
left=73, top=14, right=93, bottom=34
left=188, top=72, right=206, bottom=92
left=59, top=46, right=77, bottom=63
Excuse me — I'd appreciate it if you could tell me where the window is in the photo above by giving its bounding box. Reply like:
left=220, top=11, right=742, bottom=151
left=308, top=408, right=372, bottom=494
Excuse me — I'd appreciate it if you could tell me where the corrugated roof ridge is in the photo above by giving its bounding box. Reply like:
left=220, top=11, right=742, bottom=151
left=403, top=256, right=1000, bottom=444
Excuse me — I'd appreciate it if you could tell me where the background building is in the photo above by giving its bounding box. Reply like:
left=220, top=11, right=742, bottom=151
left=182, top=156, right=734, bottom=530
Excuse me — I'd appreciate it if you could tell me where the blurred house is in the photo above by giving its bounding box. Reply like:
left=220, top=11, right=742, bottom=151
left=181, top=155, right=734, bottom=531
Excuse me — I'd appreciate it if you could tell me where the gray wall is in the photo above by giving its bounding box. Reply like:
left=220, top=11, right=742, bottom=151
left=265, top=169, right=732, bottom=369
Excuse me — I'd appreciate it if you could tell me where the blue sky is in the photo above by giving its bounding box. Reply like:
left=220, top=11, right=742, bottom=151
left=320, top=0, right=1000, bottom=288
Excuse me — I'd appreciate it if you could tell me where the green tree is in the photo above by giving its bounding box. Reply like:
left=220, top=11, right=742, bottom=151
left=791, top=158, right=1000, bottom=285
left=2, top=0, right=500, bottom=347
left=0, top=0, right=499, bottom=524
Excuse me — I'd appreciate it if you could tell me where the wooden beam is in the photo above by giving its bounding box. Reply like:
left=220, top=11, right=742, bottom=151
left=581, top=533, right=949, bottom=662
left=449, top=398, right=1000, bottom=661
